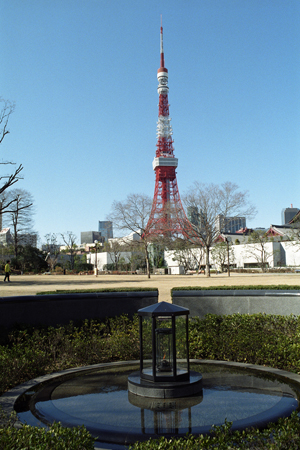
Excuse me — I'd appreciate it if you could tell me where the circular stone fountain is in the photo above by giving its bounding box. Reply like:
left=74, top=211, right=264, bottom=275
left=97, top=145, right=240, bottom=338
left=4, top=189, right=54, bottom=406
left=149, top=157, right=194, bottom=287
left=3, top=360, right=299, bottom=450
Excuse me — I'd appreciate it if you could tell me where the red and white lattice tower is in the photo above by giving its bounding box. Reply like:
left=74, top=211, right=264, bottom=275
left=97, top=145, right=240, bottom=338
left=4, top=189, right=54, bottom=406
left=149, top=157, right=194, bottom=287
left=145, top=23, right=196, bottom=240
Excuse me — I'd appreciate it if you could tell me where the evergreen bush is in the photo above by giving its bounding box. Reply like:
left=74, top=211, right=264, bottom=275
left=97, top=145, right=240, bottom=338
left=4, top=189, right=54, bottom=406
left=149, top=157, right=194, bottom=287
left=0, top=411, right=95, bottom=450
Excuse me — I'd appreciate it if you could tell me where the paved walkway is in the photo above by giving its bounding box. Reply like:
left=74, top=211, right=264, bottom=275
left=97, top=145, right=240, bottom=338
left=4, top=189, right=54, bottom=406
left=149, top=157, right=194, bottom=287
left=1, top=272, right=300, bottom=302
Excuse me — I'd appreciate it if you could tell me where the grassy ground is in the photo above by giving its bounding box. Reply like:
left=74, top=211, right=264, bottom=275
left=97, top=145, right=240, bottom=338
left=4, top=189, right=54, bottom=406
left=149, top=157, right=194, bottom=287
left=1, top=272, right=300, bottom=302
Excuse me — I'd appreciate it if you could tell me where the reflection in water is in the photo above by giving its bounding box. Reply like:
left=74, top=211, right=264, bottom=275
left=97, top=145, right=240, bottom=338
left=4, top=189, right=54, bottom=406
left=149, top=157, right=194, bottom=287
left=128, top=392, right=203, bottom=434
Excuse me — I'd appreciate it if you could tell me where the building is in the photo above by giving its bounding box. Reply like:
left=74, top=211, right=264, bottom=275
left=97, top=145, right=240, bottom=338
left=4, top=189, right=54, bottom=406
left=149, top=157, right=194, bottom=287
left=0, top=228, right=13, bottom=246
left=81, top=231, right=104, bottom=245
left=18, top=233, right=38, bottom=247
left=98, top=221, right=113, bottom=241
left=88, top=251, right=133, bottom=272
left=187, top=207, right=199, bottom=228
left=165, top=239, right=300, bottom=273
left=108, top=232, right=140, bottom=246
left=282, top=206, right=299, bottom=225
left=215, top=215, right=246, bottom=234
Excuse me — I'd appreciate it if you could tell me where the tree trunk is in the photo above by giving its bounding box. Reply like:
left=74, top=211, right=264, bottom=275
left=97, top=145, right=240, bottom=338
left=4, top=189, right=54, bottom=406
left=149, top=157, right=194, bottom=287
left=227, top=240, right=230, bottom=277
left=145, top=245, right=151, bottom=278
left=205, top=246, right=210, bottom=277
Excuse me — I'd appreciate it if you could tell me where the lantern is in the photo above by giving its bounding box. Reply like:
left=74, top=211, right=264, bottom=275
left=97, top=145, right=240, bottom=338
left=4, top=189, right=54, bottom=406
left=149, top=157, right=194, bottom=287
left=128, top=301, right=202, bottom=398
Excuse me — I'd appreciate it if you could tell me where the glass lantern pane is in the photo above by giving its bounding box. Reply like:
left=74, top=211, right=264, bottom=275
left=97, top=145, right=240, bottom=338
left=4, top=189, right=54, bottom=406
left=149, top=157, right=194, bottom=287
left=141, top=317, right=152, bottom=376
left=175, top=315, right=188, bottom=375
left=155, top=317, right=173, bottom=376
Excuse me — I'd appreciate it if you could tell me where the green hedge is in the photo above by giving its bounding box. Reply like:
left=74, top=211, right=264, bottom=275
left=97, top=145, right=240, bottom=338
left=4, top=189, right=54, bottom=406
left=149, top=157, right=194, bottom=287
left=37, top=287, right=158, bottom=295
left=189, top=313, right=300, bottom=371
left=0, top=316, right=140, bottom=394
left=129, top=412, right=300, bottom=449
left=172, top=284, right=300, bottom=293
left=0, top=413, right=95, bottom=450
left=2, top=313, right=300, bottom=449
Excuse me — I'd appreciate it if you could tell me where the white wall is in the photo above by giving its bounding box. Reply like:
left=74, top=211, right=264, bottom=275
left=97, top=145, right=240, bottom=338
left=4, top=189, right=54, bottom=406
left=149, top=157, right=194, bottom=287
left=281, top=241, right=300, bottom=266
left=164, top=248, right=204, bottom=271
left=88, top=251, right=132, bottom=271
left=164, top=241, right=299, bottom=273
left=232, top=242, right=281, bottom=268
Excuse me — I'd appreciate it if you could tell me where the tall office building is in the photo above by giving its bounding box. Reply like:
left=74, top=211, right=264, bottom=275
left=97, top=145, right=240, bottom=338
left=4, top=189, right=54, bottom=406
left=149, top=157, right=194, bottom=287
left=281, top=206, right=299, bottom=225
left=81, top=231, right=104, bottom=245
left=215, top=215, right=246, bottom=234
left=98, top=221, right=113, bottom=241
left=187, top=206, right=199, bottom=228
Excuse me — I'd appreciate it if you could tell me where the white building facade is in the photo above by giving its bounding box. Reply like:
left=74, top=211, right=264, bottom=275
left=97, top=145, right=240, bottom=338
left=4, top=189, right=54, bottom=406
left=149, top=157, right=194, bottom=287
left=164, top=241, right=300, bottom=273
left=88, top=251, right=133, bottom=271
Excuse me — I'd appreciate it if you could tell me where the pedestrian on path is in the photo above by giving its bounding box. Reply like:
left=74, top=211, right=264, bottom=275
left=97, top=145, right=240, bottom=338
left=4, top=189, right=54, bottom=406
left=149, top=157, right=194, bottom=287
left=4, top=260, right=10, bottom=282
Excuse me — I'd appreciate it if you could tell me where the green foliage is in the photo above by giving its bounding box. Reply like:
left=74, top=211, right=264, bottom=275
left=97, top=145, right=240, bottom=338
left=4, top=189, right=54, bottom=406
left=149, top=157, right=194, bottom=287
left=189, top=313, right=300, bottom=371
left=0, top=411, right=95, bottom=449
left=0, top=316, right=140, bottom=395
left=11, top=245, right=48, bottom=273
left=172, top=285, right=300, bottom=292
left=73, top=260, right=93, bottom=272
left=37, top=287, right=158, bottom=295
left=129, top=412, right=300, bottom=449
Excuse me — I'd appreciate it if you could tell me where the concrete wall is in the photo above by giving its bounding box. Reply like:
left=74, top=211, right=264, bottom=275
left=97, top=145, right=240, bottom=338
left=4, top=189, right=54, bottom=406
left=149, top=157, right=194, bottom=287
left=0, top=291, right=158, bottom=330
left=172, top=290, right=300, bottom=318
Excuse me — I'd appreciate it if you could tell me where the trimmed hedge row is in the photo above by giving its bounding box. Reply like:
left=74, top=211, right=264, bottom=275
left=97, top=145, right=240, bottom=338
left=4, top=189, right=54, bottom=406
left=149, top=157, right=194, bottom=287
left=172, top=284, right=300, bottom=292
left=189, top=313, right=300, bottom=372
left=38, top=287, right=158, bottom=295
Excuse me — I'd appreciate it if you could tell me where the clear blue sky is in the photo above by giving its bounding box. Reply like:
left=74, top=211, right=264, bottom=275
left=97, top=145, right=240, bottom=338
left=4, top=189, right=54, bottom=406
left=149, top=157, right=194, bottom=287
left=1, top=0, right=299, bottom=245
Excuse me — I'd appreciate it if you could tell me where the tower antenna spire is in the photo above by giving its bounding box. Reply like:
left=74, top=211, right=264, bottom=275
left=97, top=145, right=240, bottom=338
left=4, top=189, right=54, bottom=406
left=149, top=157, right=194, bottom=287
left=160, top=16, right=165, bottom=68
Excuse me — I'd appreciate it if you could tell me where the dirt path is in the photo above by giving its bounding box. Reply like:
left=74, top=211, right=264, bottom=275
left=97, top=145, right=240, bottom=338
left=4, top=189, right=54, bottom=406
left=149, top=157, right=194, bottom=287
left=1, top=272, right=300, bottom=302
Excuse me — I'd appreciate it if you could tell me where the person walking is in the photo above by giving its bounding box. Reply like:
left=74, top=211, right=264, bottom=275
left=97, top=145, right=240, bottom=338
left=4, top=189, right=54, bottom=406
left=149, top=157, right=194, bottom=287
left=4, top=260, right=10, bottom=282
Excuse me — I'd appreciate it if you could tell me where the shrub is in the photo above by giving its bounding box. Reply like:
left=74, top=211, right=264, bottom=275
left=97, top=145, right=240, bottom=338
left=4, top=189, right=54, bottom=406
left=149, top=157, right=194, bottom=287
left=0, top=411, right=95, bottom=450
left=172, top=284, right=300, bottom=292
left=129, top=411, right=300, bottom=449
left=37, top=287, right=158, bottom=295
left=0, top=316, right=140, bottom=395
left=189, top=313, right=300, bottom=372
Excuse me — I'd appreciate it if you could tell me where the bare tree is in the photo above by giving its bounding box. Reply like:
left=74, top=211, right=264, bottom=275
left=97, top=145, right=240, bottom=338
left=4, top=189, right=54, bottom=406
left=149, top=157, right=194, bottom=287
left=107, top=193, right=154, bottom=278
left=103, top=240, right=124, bottom=271
left=183, top=181, right=256, bottom=277
left=246, top=230, right=275, bottom=272
left=171, top=239, right=204, bottom=272
left=211, top=240, right=235, bottom=273
left=60, top=231, right=77, bottom=270
left=0, top=99, right=23, bottom=206
left=44, top=233, right=61, bottom=271
left=2, top=188, right=35, bottom=259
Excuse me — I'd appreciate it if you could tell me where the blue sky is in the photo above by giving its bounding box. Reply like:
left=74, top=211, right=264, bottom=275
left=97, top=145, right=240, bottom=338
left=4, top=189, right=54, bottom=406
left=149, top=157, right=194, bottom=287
left=1, top=0, right=299, bottom=245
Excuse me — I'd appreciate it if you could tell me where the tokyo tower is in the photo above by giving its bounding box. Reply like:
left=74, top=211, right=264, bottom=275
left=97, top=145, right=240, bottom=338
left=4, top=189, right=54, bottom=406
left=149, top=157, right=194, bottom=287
left=145, top=23, right=197, bottom=240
